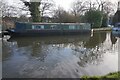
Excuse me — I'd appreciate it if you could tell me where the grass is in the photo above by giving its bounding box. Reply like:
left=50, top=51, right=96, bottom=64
left=82, top=72, right=120, bottom=79
left=92, top=27, right=112, bottom=31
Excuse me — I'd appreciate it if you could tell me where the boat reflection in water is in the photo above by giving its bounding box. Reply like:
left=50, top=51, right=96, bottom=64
left=3, top=32, right=118, bottom=78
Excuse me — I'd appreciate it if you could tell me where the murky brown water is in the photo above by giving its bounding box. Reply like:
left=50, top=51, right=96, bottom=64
left=2, top=31, right=119, bottom=78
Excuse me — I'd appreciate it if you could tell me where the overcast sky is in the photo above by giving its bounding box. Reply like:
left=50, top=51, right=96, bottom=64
left=7, top=0, right=119, bottom=10
left=54, top=0, right=74, bottom=10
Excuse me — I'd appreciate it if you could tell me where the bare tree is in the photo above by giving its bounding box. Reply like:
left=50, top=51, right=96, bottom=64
left=96, top=0, right=115, bottom=15
left=71, top=0, right=115, bottom=16
left=0, top=1, right=10, bottom=17
left=0, top=0, right=27, bottom=17
left=40, top=0, right=54, bottom=17
left=70, top=0, right=98, bottom=22
left=70, top=0, right=100, bottom=16
left=21, top=0, right=54, bottom=22
left=53, top=7, right=65, bottom=22
left=71, top=0, right=86, bottom=16
left=53, top=7, right=76, bottom=23
left=102, top=1, right=115, bottom=15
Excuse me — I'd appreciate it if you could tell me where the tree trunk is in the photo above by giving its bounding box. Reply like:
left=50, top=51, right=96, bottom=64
left=23, top=2, right=41, bottom=22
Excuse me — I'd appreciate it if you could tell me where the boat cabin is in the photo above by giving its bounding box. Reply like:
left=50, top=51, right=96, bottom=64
left=15, top=22, right=91, bottom=32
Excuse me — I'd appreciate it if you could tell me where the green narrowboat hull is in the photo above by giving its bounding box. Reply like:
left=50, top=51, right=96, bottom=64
left=9, top=30, right=91, bottom=37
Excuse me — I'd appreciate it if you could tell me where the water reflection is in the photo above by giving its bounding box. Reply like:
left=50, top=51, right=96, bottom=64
left=84, top=32, right=106, bottom=48
left=111, top=33, right=118, bottom=45
left=3, top=32, right=118, bottom=78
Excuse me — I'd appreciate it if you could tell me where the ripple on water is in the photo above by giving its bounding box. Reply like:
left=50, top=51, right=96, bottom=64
left=2, top=32, right=119, bottom=78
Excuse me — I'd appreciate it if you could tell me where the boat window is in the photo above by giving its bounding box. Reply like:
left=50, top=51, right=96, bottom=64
left=36, top=26, right=41, bottom=29
left=41, top=25, right=44, bottom=29
left=32, top=25, right=35, bottom=29
left=51, top=25, right=57, bottom=29
left=69, top=25, right=75, bottom=30
left=32, top=25, right=44, bottom=29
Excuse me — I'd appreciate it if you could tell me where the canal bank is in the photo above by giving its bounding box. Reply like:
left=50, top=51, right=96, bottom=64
left=82, top=72, right=120, bottom=78
left=92, top=27, right=112, bottom=32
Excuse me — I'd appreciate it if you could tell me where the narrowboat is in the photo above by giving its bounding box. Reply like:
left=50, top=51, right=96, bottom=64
left=8, top=22, right=91, bottom=36
left=112, top=23, right=120, bottom=37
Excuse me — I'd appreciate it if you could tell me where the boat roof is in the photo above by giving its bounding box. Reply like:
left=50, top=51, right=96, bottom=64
left=115, top=23, right=120, bottom=25
left=114, top=23, right=120, bottom=27
left=16, top=22, right=90, bottom=25
left=32, top=23, right=89, bottom=25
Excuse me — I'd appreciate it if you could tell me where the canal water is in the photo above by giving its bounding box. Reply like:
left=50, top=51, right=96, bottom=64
left=2, top=31, right=119, bottom=78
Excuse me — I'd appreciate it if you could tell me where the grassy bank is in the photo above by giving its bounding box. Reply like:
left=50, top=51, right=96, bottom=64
left=82, top=72, right=120, bottom=79
left=92, top=27, right=112, bottom=32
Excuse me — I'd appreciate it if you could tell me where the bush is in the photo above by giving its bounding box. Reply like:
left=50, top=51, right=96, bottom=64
left=84, top=10, right=103, bottom=28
